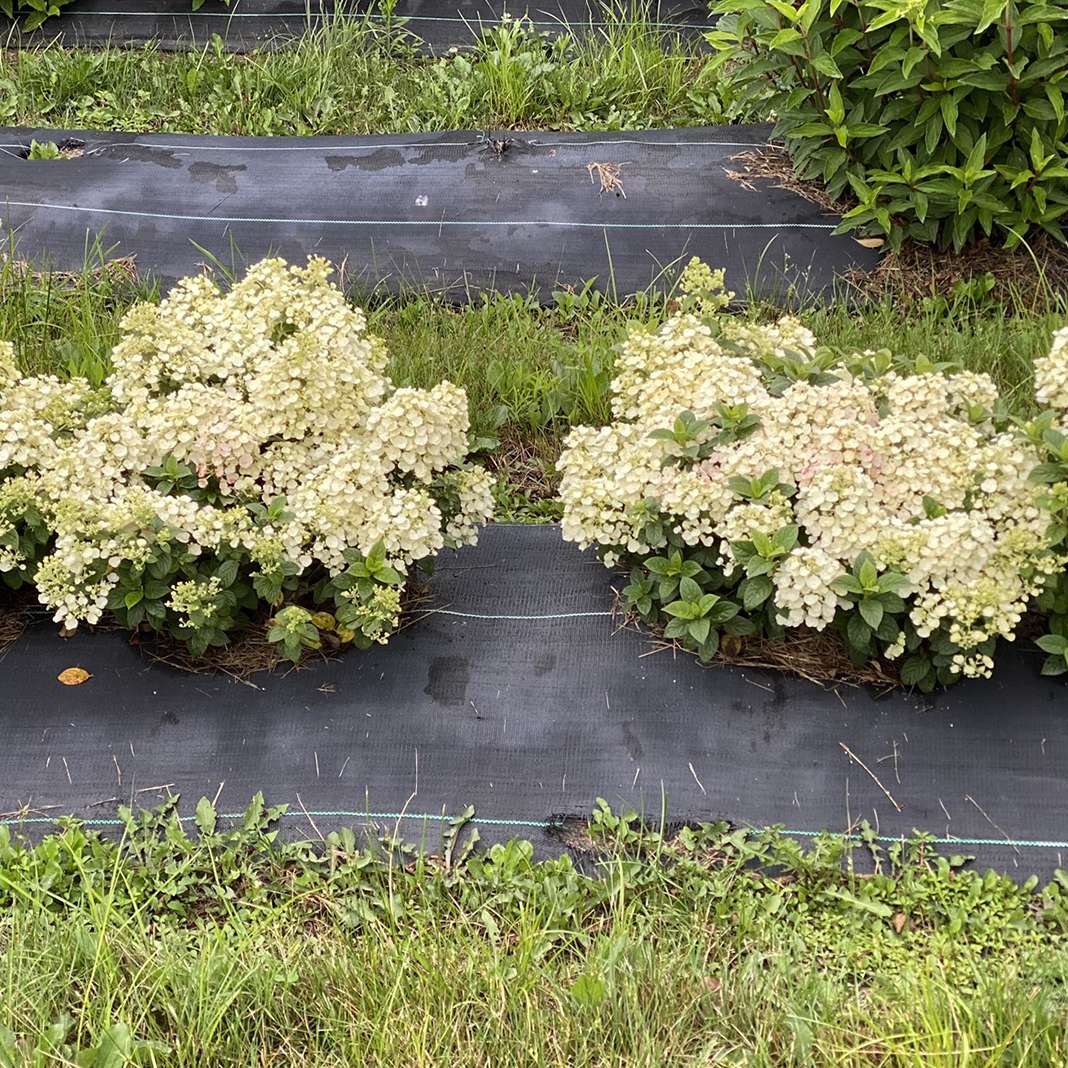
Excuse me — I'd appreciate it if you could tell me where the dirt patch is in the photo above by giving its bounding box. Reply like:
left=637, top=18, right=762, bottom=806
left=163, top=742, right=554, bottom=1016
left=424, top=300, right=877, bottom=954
left=0, top=253, right=138, bottom=287
left=849, top=235, right=1068, bottom=310
left=545, top=815, right=600, bottom=855
left=0, top=604, right=30, bottom=659
left=485, top=427, right=558, bottom=503
left=137, top=583, right=433, bottom=682
left=711, top=628, right=899, bottom=691
left=135, top=626, right=290, bottom=682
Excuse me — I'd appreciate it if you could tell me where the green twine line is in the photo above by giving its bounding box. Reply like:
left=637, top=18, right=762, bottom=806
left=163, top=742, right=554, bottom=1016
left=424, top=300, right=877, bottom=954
left=781, top=828, right=1067, bottom=851
left=1, top=810, right=1065, bottom=850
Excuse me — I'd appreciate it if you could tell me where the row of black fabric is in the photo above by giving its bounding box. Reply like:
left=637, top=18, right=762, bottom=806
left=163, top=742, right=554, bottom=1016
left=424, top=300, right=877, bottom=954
left=0, top=125, right=878, bottom=300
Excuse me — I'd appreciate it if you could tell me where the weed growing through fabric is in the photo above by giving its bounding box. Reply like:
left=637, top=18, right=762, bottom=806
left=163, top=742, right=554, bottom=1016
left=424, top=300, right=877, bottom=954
left=0, top=796, right=1066, bottom=1064
left=23, top=139, right=59, bottom=160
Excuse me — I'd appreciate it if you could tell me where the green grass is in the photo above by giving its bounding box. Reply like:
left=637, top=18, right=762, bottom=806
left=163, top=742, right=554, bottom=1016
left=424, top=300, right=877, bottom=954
left=802, top=291, right=1065, bottom=412
left=0, top=15, right=732, bottom=135
left=1, top=798, right=1066, bottom=1066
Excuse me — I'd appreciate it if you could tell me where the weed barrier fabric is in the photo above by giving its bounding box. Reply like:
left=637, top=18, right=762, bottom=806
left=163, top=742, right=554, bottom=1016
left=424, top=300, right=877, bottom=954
left=0, top=525, right=1066, bottom=878
left=0, top=125, right=880, bottom=301
left=6, top=0, right=710, bottom=53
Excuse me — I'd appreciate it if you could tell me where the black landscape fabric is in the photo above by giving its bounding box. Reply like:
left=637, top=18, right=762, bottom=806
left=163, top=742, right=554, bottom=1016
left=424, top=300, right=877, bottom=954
left=6, top=0, right=710, bottom=53
left=0, top=125, right=880, bottom=300
left=0, top=525, right=1066, bottom=877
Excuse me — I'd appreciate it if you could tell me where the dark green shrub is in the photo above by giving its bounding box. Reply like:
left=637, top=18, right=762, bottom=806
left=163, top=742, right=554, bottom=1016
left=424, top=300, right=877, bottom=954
left=1, top=0, right=76, bottom=30
left=2, top=0, right=223, bottom=28
left=709, top=0, right=1068, bottom=250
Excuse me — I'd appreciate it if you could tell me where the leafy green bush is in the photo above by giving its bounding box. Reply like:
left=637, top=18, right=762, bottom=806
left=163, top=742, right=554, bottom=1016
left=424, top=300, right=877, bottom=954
left=559, top=260, right=1068, bottom=690
left=0, top=0, right=75, bottom=30
left=2, top=0, right=225, bottom=28
left=709, top=0, right=1068, bottom=250
left=1030, top=327, right=1068, bottom=674
left=0, top=258, right=494, bottom=661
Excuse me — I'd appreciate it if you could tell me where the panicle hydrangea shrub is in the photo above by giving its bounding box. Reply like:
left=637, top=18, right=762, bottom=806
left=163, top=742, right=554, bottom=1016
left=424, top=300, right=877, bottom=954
left=1028, top=326, right=1068, bottom=677
left=0, top=258, right=494, bottom=659
left=559, top=259, right=1068, bottom=690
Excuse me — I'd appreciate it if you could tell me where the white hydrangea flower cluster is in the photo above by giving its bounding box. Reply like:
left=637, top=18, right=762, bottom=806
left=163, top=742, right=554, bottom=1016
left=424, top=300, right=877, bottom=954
left=0, top=257, right=493, bottom=633
left=0, top=342, right=17, bottom=392
left=772, top=545, right=844, bottom=630
left=560, top=281, right=1067, bottom=677
left=1035, top=326, right=1068, bottom=410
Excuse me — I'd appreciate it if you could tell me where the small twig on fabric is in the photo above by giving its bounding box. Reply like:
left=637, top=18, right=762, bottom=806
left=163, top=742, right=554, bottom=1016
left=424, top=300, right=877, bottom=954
left=741, top=676, right=774, bottom=694
left=638, top=643, right=673, bottom=658
left=964, top=794, right=1020, bottom=857
left=0, top=803, right=61, bottom=820
left=295, top=793, right=324, bottom=843
left=838, top=742, right=903, bottom=813
left=876, top=738, right=902, bottom=785
left=688, top=762, right=707, bottom=796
